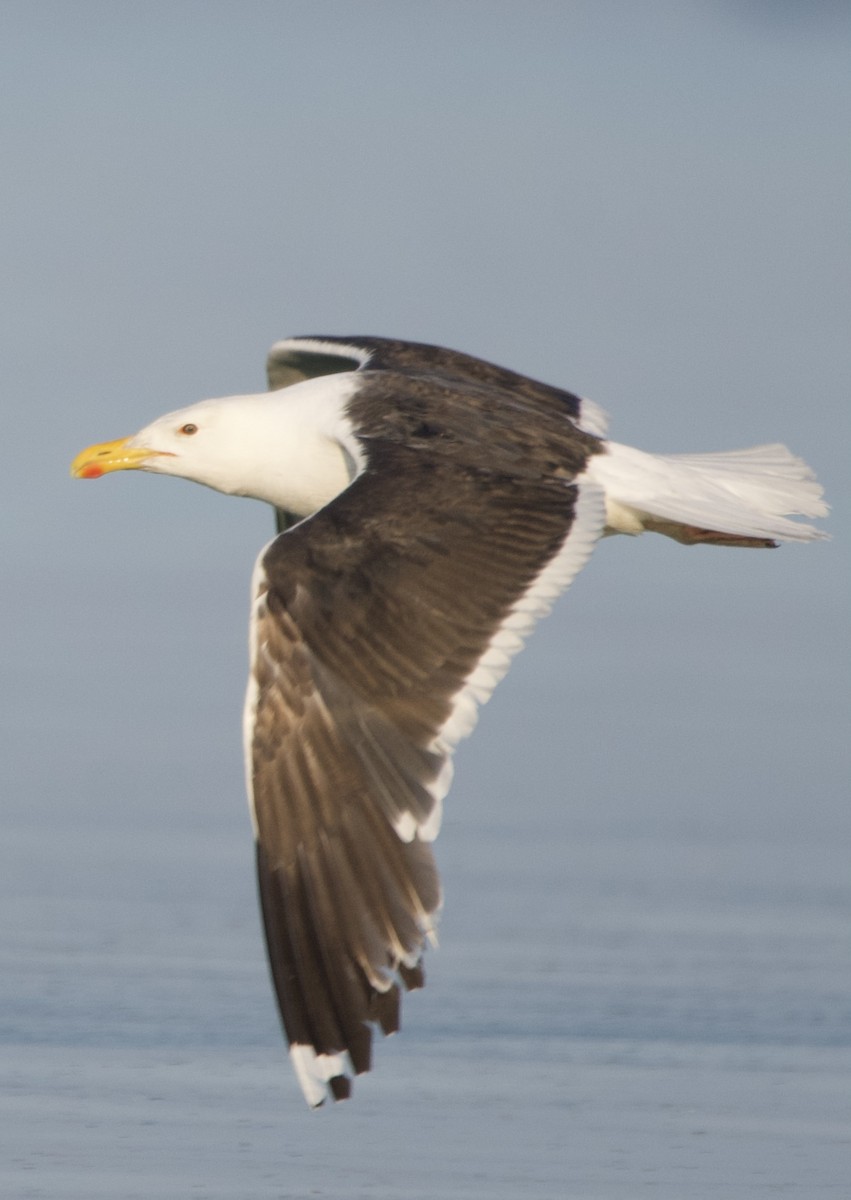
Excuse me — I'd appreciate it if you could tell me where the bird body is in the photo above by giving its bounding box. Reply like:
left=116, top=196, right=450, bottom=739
left=71, top=336, right=827, bottom=1106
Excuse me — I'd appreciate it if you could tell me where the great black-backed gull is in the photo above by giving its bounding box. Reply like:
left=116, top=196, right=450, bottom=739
left=71, top=335, right=827, bottom=1106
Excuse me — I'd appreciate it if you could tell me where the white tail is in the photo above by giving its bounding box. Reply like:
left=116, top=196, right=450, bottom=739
left=586, top=441, right=828, bottom=548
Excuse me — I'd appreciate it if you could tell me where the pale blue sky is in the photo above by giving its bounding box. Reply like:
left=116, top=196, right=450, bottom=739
left=2, top=1, right=848, bottom=844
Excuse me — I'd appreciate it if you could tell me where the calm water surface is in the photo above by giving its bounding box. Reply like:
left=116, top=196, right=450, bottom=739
left=2, top=812, right=847, bottom=1199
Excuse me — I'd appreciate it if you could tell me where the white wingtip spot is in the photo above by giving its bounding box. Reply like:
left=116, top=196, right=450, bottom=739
left=290, top=1044, right=353, bottom=1108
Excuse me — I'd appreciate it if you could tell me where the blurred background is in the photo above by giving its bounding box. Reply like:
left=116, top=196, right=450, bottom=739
left=0, top=3, right=848, bottom=1196
left=3, top=0, right=847, bottom=841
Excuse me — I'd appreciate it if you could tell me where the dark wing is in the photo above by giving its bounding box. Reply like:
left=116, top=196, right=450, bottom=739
left=266, top=334, right=605, bottom=429
left=266, top=334, right=608, bottom=534
left=246, top=429, right=606, bottom=1106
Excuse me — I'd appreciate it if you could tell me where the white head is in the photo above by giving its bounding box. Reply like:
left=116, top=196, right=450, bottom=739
left=71, top=376, right=363, bottom=519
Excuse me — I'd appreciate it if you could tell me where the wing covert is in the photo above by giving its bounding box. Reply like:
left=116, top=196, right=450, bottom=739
left=266, top=334, right=606, bottom=431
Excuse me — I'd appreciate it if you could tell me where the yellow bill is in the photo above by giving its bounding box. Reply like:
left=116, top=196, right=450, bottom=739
left=70, top=437, right=172, bottom=480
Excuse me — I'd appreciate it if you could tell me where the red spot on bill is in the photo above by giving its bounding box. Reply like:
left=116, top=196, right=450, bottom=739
left=80, top=464, right=104, bottom=479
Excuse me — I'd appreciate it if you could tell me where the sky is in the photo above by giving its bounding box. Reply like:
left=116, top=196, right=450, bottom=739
left=0, top=0, right=848, bottom=901
left=0, top=1, right=849, bottom=1191
left=2, top=0, right=846, bottom=840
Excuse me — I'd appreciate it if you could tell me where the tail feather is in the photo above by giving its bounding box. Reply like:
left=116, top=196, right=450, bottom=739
left=587, top=441, right=828, bottom=546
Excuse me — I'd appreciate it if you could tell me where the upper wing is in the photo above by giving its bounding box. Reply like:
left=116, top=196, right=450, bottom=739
left=266, top=334, right=609, bottom=436
left=246, top=436, right=606, bottom=1105
left=266, top=335, right=609, bottom=534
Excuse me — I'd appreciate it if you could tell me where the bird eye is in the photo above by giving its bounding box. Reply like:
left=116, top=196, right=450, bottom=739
left=179, top=423, right=198, bottom=436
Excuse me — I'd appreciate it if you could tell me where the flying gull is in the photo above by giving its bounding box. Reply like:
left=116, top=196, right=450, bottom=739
left=71, top=335, right=827, bottom=1106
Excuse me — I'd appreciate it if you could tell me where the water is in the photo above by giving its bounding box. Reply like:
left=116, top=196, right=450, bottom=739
left=2, top=813, right=848, bottom=1199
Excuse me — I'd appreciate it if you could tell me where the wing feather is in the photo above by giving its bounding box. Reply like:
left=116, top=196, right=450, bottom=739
left=266, top=334, right=606, bottom=433
left=247, top=403, right=603, bottom=1105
